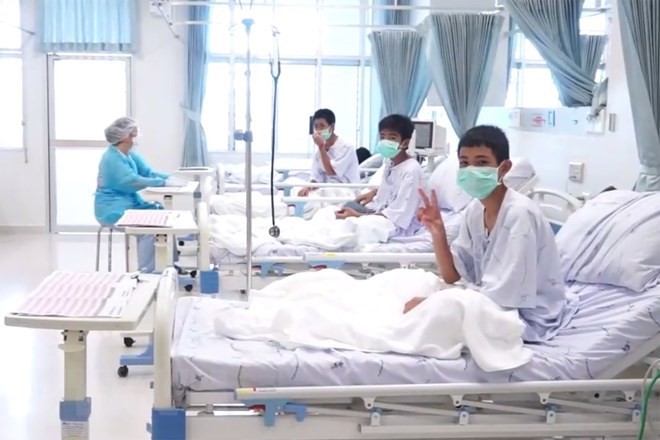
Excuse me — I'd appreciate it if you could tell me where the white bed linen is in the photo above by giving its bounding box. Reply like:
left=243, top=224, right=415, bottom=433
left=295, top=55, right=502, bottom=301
left=171, top=282, right=660, bottom=400
left=214, top=269, right=532, bottom=372
left=209, top=207, right=396, bottom=257
left=207, top=210, right=461, bottom=263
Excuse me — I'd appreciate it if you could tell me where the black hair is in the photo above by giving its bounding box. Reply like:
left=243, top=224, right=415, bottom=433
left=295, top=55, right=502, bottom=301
left=457, top=125, right=510, bottom=164
left=378, top=114, right=414, bottom=140
left=356, top=147, right=372, bottom=164
left=313, top=108, right=336, bottom=126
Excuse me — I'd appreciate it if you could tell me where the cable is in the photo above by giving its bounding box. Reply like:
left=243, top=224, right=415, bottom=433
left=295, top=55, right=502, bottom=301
left=268, top=28, right=281, bottom=238
left=637, top=359, right=660, bottom=439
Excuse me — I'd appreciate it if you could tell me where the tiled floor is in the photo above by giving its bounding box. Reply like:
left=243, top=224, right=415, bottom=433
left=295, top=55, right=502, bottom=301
left=0, top=233, right=153, bottom=439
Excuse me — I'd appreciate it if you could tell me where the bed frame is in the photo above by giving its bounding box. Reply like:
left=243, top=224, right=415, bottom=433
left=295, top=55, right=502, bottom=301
left=528, top=188, right=584, bottom=233
left=196, top=200, right=438, bottom=292
left=148, top=276, right=660, bottom=440
left=196, top=185, right=579, bottom=292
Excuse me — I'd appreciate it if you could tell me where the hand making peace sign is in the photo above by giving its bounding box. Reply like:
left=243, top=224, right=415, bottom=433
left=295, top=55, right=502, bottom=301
left=417, top=188, right=443, bottom=234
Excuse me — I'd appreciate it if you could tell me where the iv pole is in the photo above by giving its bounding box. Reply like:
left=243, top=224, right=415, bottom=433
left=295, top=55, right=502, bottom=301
left=234, top=16, right=280, bottom=295
left=234, top=17, right=255, bottom=296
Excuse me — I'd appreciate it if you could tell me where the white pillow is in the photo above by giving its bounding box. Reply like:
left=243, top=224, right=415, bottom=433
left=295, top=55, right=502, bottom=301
left=360, top=153, right=383, bottom=170
left=426, top=157, right=473, bottom=213
left=556, top=190, right=660, bottom=292
left=504, top=158, right=537, bottom=193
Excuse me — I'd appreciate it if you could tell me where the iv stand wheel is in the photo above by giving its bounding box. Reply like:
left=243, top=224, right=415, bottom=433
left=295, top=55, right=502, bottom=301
left=117, top=365, right=129, bottom=378
left=123, top=337, right=135, bottom=348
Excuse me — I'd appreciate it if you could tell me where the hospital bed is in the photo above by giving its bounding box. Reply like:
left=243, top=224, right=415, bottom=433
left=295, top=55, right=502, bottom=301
left=277, top=156, right=540, bottom=218
left=529, top=188, right=584, bottom=233
left=214, top=160, right=381, bottom=197
left=151, top=289, right=660, bottom=439
left=196, top=184, right=567, bottom=294
left=148, top=189, right=660, bottom=439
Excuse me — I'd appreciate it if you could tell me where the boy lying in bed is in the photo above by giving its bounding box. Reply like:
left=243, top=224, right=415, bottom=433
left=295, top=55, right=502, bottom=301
left=335, top=114, right=423, bottom=237
left=404, top=125, right=577, bottom=342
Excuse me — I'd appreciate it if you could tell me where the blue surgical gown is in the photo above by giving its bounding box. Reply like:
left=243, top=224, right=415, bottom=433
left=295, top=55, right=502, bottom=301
left=450, top=188, right=578, bottom=342
left=94, top=146, right=170, bottom=273
left=94, top=145, right=169, bottom=225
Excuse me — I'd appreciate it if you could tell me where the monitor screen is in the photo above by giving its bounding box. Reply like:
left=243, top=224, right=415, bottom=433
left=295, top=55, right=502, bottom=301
left=413, top=121, right=433, bottom=150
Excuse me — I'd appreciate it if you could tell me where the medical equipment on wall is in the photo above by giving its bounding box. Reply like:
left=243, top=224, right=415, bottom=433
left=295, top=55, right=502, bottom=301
left=412, top=120, right=447, bottom=173
left=232, top=15, right=282, bottom=296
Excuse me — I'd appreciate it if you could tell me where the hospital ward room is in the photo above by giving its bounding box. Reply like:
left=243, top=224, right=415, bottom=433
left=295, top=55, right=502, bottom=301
left=3, top=0, right=660, bottom=439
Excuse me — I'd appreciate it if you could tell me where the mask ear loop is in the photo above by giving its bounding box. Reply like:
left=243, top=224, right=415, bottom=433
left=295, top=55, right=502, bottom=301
left=495, top=164, right=505, bottom=185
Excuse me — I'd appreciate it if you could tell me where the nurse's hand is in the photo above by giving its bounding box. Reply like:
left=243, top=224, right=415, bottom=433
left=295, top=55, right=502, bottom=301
left=298, top=187, right=312, bottom=197
left=403, top=296, right=426, bottom=313
left=312, top=132, right=325, bottom=148
left=418, top=189, right=443, bottom=233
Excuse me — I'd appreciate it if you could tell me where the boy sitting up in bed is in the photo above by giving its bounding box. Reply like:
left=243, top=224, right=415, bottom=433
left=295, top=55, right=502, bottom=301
left=335, top=114, right=423, bottom=237
left=404, top=125, right=577, bottom=342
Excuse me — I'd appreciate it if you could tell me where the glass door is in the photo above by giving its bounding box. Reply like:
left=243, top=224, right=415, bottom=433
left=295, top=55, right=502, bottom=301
left=47, top=55, right=132, bottom=232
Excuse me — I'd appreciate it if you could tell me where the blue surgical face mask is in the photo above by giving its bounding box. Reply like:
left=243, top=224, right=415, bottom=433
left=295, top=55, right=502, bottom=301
left=319, top=128, right=332, bottom=142
left=456, top=166, right=501, bottom=200
left=377, top=139, right=400, bottom=159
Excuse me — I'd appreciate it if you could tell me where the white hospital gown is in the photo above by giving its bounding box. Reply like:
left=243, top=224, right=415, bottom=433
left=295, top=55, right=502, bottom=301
left=311, top=137, right=360, bottom=184
left=451, top=189, right=578, bottom=343
left=367, top=157, right=423, bottom=236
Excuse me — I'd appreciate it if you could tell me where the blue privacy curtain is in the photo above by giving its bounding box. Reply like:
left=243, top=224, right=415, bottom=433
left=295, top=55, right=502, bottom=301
left=369, top=30, right=431, bottom=117
left=505, top=17, right=516, bottom=93
left=369, top=0, right=413, bottom=149
left=373, top=0, right=412, bottom=26
left=421, top=13, right=504, bottom=138
left=182, top=4, right=210, bottom=167
left=505, top=0, right=606, bottom=107
left=39, top=0, right=137, bottom=52
left=617, top=0, right=660, bottom=191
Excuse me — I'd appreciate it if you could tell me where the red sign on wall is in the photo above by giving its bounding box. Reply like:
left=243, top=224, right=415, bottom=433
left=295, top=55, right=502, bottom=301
left=531, top=114, right=546, bottom=127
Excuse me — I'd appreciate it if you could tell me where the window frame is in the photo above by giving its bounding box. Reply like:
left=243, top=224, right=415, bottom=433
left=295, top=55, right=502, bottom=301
left=47, top=53, right=133, bottom=147
left=204, top=0, right=374, bottom=157
left=0, top=0, right=24, bottom=151
left=506, top=8, right=610, bottom=108
left=46, top=53, right=133, bottom=233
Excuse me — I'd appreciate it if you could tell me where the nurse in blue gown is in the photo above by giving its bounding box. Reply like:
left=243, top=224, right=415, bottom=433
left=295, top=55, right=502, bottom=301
left=94, top=117, right=175, bottom=273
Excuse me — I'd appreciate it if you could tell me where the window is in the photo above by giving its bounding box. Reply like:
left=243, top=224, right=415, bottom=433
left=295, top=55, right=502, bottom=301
left=506, top=9, right=609, bottom=108
left=52, top=58, right=130, bottom=141
left=203, top=0, right=374, bottom=155
left=0, top=0, right=23, bottom=149
left=48, top=55, right=131, bottom=229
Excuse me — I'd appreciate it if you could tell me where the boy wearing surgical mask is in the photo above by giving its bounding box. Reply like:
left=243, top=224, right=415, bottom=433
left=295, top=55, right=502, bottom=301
left=336, top=114, right=423, bottom=237
left=298, top=109, right=360, bottom=196
left=405, top=125, right=578, bottom=343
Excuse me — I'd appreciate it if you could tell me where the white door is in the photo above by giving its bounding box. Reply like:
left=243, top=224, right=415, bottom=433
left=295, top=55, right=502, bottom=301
left=47, top=55, right=132, bottom=232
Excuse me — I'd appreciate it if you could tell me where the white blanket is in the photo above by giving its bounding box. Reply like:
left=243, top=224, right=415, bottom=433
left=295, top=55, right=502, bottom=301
left=209, top=206, right=397, bottom=257
left=210, top=192, right=289, bottom=218
left=211, top=175, right=357, bottom=219
left=214, top=269, right=532, bottom=372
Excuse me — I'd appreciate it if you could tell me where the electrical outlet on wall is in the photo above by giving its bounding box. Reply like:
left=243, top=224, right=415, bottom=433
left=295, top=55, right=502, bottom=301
left=568, top=162, right=585, bottom=183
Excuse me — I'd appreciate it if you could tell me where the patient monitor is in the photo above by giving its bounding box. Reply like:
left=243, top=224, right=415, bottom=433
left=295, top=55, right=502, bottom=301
left=411, top=120, right=447, bottom=173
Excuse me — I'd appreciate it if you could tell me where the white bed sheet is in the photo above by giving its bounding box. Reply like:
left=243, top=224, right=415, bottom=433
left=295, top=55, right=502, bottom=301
left=208, top=210, right=461, bottom=264
left=171, top=282, right=660, bottom=398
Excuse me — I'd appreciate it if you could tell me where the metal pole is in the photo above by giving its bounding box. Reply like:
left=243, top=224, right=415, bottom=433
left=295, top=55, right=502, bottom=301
left=243, top=18, right=254, bottom=297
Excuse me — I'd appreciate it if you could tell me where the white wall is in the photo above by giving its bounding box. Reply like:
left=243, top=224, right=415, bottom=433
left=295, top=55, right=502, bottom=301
left=0, top=0, right=641, bottom=228
left=0, top=0, right=185, bottom=229
left=504, top=2, right=639, bottom=197
left=418, top=0, right=639, bottom=196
